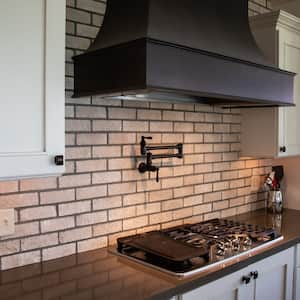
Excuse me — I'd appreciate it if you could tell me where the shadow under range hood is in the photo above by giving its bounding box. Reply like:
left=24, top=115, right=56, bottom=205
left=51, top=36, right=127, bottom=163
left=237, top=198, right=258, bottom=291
left=73, top=0, right=295, bottom=106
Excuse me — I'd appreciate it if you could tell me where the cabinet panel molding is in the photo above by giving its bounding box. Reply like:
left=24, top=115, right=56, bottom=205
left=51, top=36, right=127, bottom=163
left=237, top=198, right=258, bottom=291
left=0, top=0, right=66, bottom=180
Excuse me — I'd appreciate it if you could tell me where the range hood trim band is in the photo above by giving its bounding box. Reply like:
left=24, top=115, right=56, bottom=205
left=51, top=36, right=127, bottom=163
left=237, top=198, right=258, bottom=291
left=74, top=38, right=295, bottom=77
left=73, top=38, right=295, bottom=106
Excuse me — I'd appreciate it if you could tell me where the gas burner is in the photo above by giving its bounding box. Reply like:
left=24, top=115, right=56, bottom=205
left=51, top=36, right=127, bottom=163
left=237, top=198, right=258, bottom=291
left=116, top=218, right=283, bottom=277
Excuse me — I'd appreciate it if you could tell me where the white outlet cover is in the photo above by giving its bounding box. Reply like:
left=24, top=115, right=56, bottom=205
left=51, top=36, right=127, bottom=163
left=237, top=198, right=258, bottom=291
left=0, top=209, right=15, bottom=236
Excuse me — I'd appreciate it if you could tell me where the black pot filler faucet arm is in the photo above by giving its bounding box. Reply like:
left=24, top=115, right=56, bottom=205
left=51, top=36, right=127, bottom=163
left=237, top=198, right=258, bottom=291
left=138, top=136, right=183, bottom=182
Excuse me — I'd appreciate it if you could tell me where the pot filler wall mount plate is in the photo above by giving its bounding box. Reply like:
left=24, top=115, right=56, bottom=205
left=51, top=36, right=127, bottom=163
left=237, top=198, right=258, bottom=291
left=73, top=0, right=295, bottom=107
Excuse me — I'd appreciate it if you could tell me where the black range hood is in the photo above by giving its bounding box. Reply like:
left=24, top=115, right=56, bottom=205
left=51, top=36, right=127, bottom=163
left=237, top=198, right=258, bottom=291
left=73, top=0, right=295, bottom=106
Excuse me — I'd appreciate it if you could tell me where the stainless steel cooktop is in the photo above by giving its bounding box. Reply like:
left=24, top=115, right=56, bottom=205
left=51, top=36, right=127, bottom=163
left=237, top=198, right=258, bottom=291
left=113, top=218, right=283, bottom=277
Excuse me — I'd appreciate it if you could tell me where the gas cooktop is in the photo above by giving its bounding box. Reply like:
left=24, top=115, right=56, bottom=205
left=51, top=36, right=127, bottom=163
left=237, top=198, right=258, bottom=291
left=115, top=218, right=283, bottom=277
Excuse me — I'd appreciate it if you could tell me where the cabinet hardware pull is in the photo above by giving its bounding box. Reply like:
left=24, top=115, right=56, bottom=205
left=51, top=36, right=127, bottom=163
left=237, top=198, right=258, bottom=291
left=54, top=155, right=64, bottom=166
left=250, top=271, right=258, bottom=279
left=280, top=146, right=286, bottom=153
left=242, top=275, right=251, bottom=284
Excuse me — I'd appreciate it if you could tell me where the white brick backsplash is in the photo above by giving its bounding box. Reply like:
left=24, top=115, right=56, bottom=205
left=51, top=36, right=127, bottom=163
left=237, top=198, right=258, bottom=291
left=66, top=35, right=90, bottom=50
left=108, top=182, right=136, bottom=196
left=20, top=177, right=57, bottom=191
left=108, top=108, right=136, bottom=120
left=108, top=158, right=135, bottom=170
left=0, top=240, right=20, bottom=256
left=205, top=113, right=222, bottom=123
left=59, top=227, right=92, bottom=243
left=185, top=112, right=205, bottom=122
left=76, top=211, right=107, bottom=226
left=92, top=171, right=121, bottom=184
left=66, top=7, right=91, bottom=23
left=59, top=201, right=91, bottom=216
left=93, top=221, right=122, bottom=236
left=93, top=146, right=121, bottom=158
left=76, top=106, right=106, bottom=119
left=1, top=251, right=41, bottom=270
left=184, top=133, right=203, bottom=143
left=0, top=181, right=18, bottom=194
left=123, top=193, right=146, bottom=206
left=40, top=189, right=75, bottom=204
left=20, top=206, right=57, bottom=222
left=195, top=123, right=213, bottom=132
left=41, top=217, right=75, bottom=233
left=0, top=0, right=272, bottom=270
left=93, top=120, right=122, bottom=131
left=21, top=233, right=58, bottom=251
left=42, top=244, right=76, bottom=261
left=173, top=207, right=193, bottom=219
left=123, top=216, right=148, bottom=231
left=162, top=199, right=183, bottom=211
left=0, top=193, right=38, bottom=209
left=76, top=159, right=106, bottom=173
left=174, top=185, right=194, bottom=198
left=93, top=196, right=122, bottom=210
left=66, top=147, right=91, bottom=160
left=137, top=109, right=161, bottom=120
left=109, top=206, right=136, bottom=221
left=174, top=103, right=195, bottom=111
left=77, top=236, right=107, bottom=253
left=184, top=195, right=203, bottom=207
left=123, top=121, right=149, bottom=132
left=1, top=222, right=39, bottom=241
left=76, top=24, right=99, bottom=38
left=149, top=189, right=173, bottom=202
left=149, top=212, right=173, bottom=225
left=136, top=203, right=161, bottom=216
left=77, top=133, right=107, bottom=145
left=150, top=121, right=173, bottom=132
left=108, top=133, right=136, bottom=144
left=59, top=174, right=91, bottom=188
left=66, top=119, right=91, bottom=132
left=77, top=0, right=106, bottom=14
left=163, top=110, right=184, bottom=121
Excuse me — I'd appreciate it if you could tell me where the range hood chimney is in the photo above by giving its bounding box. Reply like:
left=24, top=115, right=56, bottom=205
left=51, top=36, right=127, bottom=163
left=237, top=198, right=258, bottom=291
left=73, top=0, right=295, bottom=106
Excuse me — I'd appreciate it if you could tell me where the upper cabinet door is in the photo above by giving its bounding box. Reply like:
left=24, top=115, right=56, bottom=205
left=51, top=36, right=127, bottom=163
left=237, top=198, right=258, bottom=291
left=241, top=11, right=300, bottom=158
left=0, top=0, right=65, bottom=180
left=278, top=27, right=300, bottom=157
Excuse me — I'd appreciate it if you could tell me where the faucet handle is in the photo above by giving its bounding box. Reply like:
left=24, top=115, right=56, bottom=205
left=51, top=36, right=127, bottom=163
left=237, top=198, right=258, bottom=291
left=140, top=136, right=153, bottom=155
left=156, top=167, right=160, bottom=183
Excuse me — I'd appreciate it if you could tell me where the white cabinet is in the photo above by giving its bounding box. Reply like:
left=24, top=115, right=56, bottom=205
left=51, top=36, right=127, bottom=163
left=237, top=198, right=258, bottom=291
left=181, top=267, right=254, bottom=300
left=241, top=11, right=300, bottom=158
left=0, top=0, right=65, bottom=180
left=180, top=247, right=294, bottom=300
left=253, top=247, right=294, bottom=300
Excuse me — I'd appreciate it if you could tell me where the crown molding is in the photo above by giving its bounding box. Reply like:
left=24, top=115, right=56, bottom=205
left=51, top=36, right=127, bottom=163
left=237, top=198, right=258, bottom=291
left=250, top=10, right=300, bottom=34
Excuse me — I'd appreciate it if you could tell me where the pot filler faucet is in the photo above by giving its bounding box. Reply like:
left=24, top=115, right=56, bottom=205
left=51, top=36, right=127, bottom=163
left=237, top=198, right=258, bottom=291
left=138, top=136, right=183, bottom=182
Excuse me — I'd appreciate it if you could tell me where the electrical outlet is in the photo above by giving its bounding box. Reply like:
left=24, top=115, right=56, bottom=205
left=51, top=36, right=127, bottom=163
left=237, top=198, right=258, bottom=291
left=0, top=209, right=15, bottom=236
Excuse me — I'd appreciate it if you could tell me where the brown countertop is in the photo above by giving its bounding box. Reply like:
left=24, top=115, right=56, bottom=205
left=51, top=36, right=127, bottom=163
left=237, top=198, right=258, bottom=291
left=1, top=209, right=300, bottom=300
